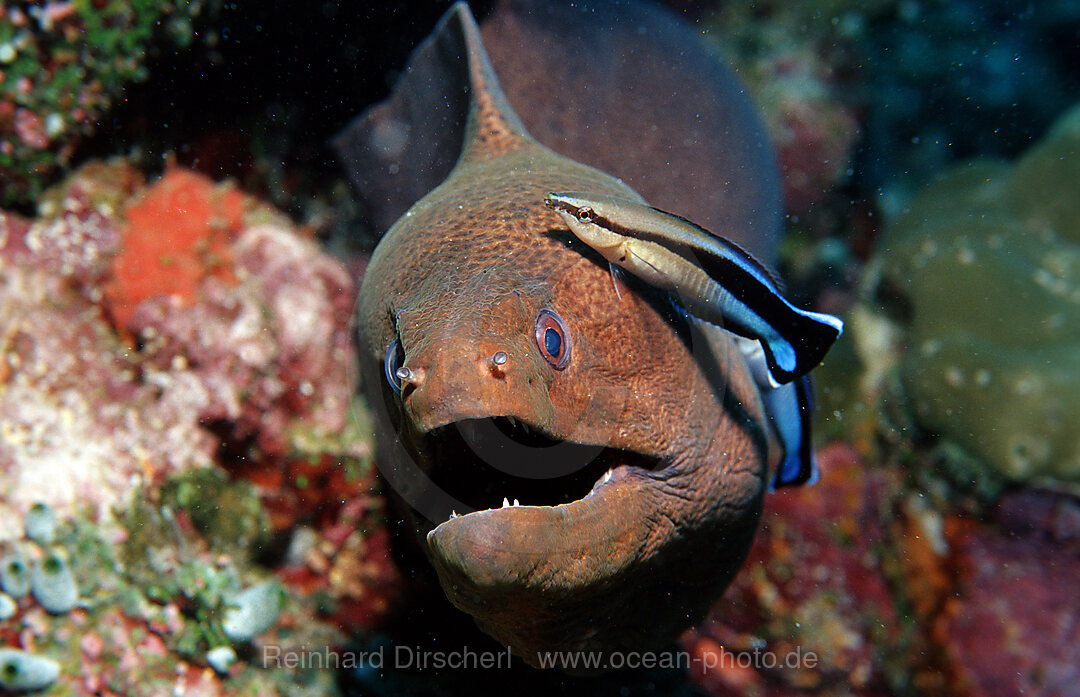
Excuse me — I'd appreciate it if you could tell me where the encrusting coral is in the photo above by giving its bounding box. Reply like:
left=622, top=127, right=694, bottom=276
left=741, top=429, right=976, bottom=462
left=0, top=160, right=400, bottom=693
left=870, top=102, right=1080, bottom=483
left=0, top=161, right=356, bottom=539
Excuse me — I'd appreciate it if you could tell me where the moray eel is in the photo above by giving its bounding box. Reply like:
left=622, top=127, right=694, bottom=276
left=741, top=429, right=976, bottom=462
left=348, top=2, right=786, bottom=668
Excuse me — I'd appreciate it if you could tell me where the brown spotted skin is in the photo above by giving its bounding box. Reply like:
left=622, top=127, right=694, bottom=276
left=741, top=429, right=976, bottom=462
left=357, top=4, right=769, bottom=668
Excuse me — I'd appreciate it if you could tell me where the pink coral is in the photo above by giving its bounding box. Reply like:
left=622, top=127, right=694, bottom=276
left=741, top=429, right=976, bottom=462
left=0, top=261, right=219, bottom=540
left=683, top=443, right=902, bottom=696
left=14, top=108, right=48, bottom=150
left=754, top=51, right=860, bottom=216
left=933, top=490, right=1080, bottom=697
left=0, top=163, right=357, bottom=541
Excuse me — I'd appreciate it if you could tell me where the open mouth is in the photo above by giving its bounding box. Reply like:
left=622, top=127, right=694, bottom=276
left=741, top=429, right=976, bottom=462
left=421, top=416, right=663, bottom=521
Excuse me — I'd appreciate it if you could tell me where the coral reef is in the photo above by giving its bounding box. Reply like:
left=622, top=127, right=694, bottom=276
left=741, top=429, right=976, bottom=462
left=869, top=103, right=1080, bottom=483
left=0, top=161, right=400, bottom=693
left=0, top=493, right=346, bottom=695
left=702, top=1, right=862, bottom=219
left=0, top=647, right=60, bottom=691
left=682, top=444, right=910, bottom=697
left=221, top=581, right=286, bottom=642
left=0, top=161, right=358, bottom=538
left=1, top=550, right=30, bottom=598
left=1, top=2, right=1076, bottom=694
left=29, top=546, right=78, bottom=614
left=931, top=489, right=1080, bottom=697
left=682, top=443, right=1080, bottom=697
left=707, top=0, right=1080, bottom=220
left=0, top=0, right=219, bottom=206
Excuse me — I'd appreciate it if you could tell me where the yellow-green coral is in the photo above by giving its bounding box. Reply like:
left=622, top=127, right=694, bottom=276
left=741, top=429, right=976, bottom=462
left=873, top=103, right=1080, bottom=483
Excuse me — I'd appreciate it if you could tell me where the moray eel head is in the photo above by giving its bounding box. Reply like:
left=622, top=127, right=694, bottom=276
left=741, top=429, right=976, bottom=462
left=361, top=190, right=765, bottom=665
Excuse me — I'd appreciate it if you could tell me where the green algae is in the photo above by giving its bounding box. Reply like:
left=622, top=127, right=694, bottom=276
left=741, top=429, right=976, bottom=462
left=2, top=484, right=348, bottom=692
left=160, top=467, right=270, bottom=558
left=872, top=104, right=1080, bottom=483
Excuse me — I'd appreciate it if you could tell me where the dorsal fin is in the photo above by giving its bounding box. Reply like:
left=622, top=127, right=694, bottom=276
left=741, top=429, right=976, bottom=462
left=331, top=3, right=533, bottom=235
left=335, top=0, right=781, bottom=260
left=447, top=2, right=531, bottom=162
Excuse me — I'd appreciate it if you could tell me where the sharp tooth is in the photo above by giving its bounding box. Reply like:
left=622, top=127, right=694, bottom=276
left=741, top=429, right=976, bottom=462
left=601, top=469, right=613, bottom=484
left=502, top=497, right=510, bottom=508
left=450, top=510, right=458, bottom=519
left=507, top=416, right=518, bottom=428
left=513, top=499, right=520, bottom=506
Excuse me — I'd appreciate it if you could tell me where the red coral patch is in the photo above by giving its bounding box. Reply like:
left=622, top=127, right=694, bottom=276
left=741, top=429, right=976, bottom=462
left=104, top=168, right=248, bottom=328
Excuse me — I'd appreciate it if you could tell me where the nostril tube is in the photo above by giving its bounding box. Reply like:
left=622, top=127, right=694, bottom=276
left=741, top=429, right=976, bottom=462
left=396, top=366, right=426, bottom=389
left=491, top=350, right=509, bottom=367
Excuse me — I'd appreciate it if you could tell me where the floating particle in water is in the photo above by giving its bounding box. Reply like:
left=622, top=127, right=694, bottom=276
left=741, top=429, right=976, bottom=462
left=30, top=550, right=78, bottom=614
left=0, top=649, right=61, bottom=692
left=221, top=581, right=285, bottom=642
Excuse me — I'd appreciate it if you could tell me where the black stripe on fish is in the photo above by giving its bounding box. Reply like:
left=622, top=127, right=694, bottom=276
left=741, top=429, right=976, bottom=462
left=588, top=207, right=841, bottom=383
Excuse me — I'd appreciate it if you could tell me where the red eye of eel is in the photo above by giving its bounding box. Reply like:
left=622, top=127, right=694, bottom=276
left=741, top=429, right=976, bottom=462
left=534, top=309, right=571, bottom=370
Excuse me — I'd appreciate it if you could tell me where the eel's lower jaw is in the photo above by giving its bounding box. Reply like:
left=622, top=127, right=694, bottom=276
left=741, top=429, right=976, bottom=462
left=420, top=415, right=665, bottom=528
left=419, top=415, right=753, bottom=665
left=423, top=430, right=678, bottom=654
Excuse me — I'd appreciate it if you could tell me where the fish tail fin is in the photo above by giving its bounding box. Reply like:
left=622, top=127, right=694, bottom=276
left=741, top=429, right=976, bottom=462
left=771, top=451, right=813, bottom=489
left=765, top=308, right=844, bottom=384
left=767, top=376, right=819, bottom=489
left=761, top=339, right=797, bottom=386
left=794, top=308, right=844, bottom=375
left=771, top=442, right=818, bottom=488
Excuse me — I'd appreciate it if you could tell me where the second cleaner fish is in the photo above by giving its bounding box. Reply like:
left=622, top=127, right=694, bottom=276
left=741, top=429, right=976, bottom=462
left=545, top=191, right=843, bottom=386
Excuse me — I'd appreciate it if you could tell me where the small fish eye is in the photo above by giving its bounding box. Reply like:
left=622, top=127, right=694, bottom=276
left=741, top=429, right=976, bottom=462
left=534, top=309, right=571, bottom=370
left=384, top=339, right=405, bottom=394
left=575, top=207, right=593, bottom=223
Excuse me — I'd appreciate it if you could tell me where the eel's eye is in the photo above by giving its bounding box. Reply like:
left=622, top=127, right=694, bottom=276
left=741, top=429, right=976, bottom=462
left=575, top=207, right=593, bottom=223
left=384, top=339, right=405, bottom=394
left=534, top=309, right=571, bottom=370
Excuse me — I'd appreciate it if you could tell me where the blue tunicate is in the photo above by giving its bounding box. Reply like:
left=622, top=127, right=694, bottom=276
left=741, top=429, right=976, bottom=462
left=221, top=581, right=285, bottom=642
left=30, top=551, right=78, bottom=614
left=0, top=553, right=30, bottom=598
left=0, top=592, right=16, bottom=621
left=24, top=503, right=57, bottom=545
left=0, top=649, right=60, bottom=691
